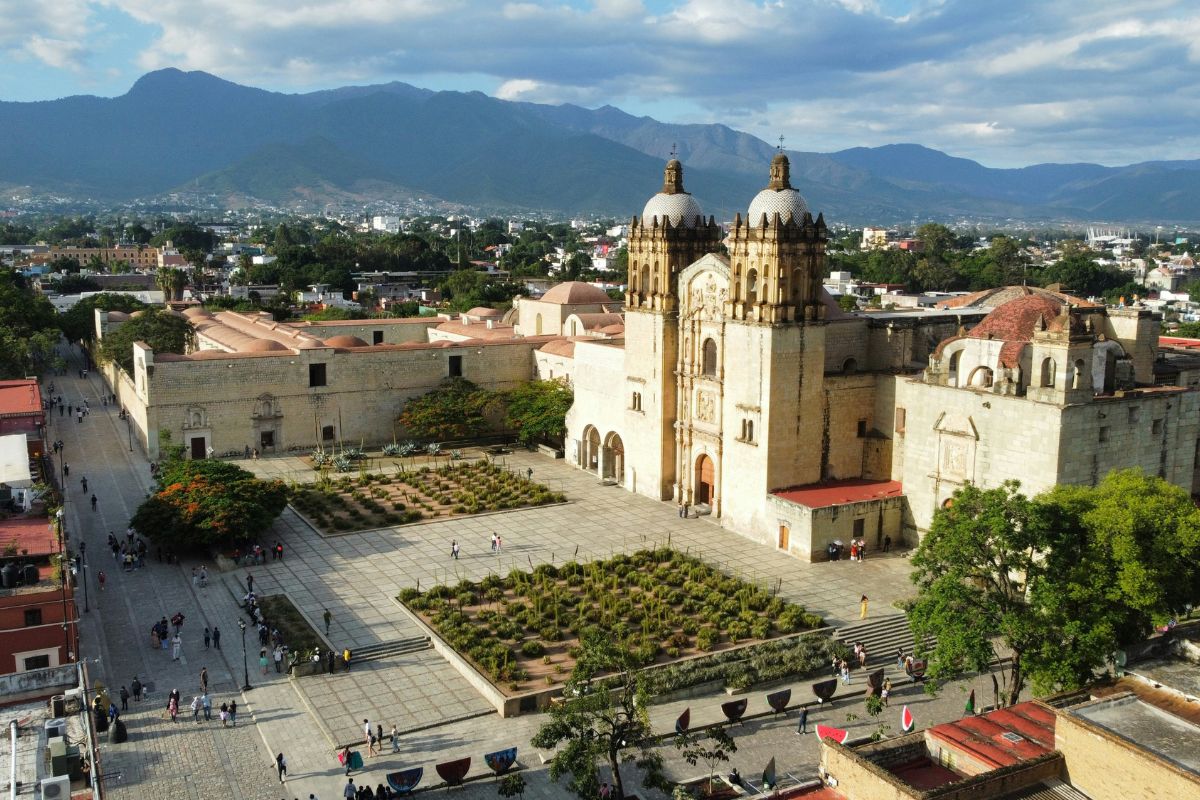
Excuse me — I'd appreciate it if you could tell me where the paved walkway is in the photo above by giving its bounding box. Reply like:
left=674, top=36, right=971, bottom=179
left=53, top=346, right=1009, bottom=800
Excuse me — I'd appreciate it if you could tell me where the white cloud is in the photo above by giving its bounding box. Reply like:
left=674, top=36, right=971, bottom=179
left=18, top=0, right=1196, bottom=165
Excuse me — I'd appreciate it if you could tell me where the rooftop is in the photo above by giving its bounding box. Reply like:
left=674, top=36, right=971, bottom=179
left=926, top=701, right=1057, bottom=770
left=0, top=380, right=42, bottom=418
left=773, top=479, right=903, bottom=509
left=1071, top=691, right=1200, bottom=775
left=0, top=515, right=58, bottom=557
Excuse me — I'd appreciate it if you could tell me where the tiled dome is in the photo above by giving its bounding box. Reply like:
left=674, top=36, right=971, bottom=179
left=747, top=188, right=808, bottom=225
left=642, top=192, right=704, bottom=228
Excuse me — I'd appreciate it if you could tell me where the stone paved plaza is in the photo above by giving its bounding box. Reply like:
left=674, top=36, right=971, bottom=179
left=51, top=351, right=1010, bottom=800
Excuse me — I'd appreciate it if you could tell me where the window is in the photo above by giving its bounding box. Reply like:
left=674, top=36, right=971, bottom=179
left=746, top=269, right=759, bottom=303
left=853, top=518, right=865, bottom=538
left=740, top=419, right=755, bottom=443
left=372, top=331, right=384, bottom=345
left=322, top=425, right=336, bottom=441
left=448, top=355, right=463, bottom=377
left=1152, top=418, right=1163, bottom=435
left=857, top=419, right=867, bottom=438
left=895, top=407, right=906, bottom=434
left=843, top=357, right=858, bottom=375
left=1040, top=357, right=1056, bottom=388
left=24, top=609, right=42, bottom=626
left=308, top=363, right=327, bottom=387
left=1128, top=406, right=1140, bottom=423
left=631, top=392, right=642, bottom=412
left=702, top=339, right=718, bottom=377
left=1099, top=426, right=1110, bottom=443
left=22, top=655, right=50, bottom=670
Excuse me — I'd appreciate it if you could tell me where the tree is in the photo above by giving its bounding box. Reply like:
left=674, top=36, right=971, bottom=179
left=98, top=307, right=196, bottom=374
left=58, top=293, right=146, bottom=343
left=398, top=378, right=495, bottom=441
left=130, top=459, right=287, bottom=550
left=674, top=726, right=736, bottom=796
left=531, top=628, right=668, bottom=800
left=505, top=379, right=573, bottom=447
left=908, top=481, right=1045, bottom=706
left=156, top=267, right=188, bottom=301
left=0, top=271, right=59, bottom=379
left=836, top=294, right=859, bottom=312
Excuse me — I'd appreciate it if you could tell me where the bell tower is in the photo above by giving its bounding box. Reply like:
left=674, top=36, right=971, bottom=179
left=623, top=159, right=722, bottom=500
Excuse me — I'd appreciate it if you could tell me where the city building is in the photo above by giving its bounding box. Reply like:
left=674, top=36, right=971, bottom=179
left=47, top=244, right=160, bottom=271
left=0, top=515, right=78, bottom=675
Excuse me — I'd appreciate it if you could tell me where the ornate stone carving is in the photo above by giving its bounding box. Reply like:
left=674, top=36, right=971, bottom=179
left=183, top=406, right=208, bottom=430
left=696, top=391, right=715, bottom=423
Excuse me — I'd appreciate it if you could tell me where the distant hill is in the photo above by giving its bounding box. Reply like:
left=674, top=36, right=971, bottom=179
left=1, top=69, right=1198, bottom=223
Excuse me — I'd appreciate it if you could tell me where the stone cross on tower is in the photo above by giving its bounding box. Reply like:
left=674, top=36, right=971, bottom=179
left=778, top=135, right=785, bottom=151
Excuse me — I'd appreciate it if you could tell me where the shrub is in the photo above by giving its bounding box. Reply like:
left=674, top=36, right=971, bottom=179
left=520, top=640, right=545, bottom=658
left=696, top=626, right=719, bottom=651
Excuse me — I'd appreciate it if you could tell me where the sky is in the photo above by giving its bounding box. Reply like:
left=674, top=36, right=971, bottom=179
left=1, top=0, right=1198, bottom=167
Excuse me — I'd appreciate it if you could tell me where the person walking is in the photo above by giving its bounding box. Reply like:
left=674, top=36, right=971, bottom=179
left=190, top=695, right=202, bottom=722
left=797, top=706, right=808, bottom=734
left=247, top=574, right=254, bottom=593
left=220, top=702, right=229, bottom=726
left=341, top=746, right=354, bottom=776
left=490, top=532, right=497, bottom=553
left=344, top=778, right=356, bottom=796
left=200, top=667, right=209, bottom=694
left=275, top=753, right=287, bottom=784
left=450, top=539, right=460, bottom=560
left=326, top=649, right=336, bottom=674
left=390, top=724, right=399, bottom=753
left=204, top=627, right=211, bottom=649
left=168, top=695, right=178, bottom=723
left=526, top=467, right=533, bottom=480
left=130, top=676, right=142, bottom=702
left=259, top=649, right=269, bottom=675
left=171, top=633, right=182, bottom=661
left=212, top=626, right=221, bottom=650
left=228, top=699, right=238, bottom=726
left=323, top=608, right=332, bottom=635
left=90, top=494, right=97, bottom=511
left=81, top=476, right=88, bottom=493
left=882, top=678, right=892, bottom=707
left=859, top=594, right=869, bottom=619
left=273, top=645, right=284, bottom=673
left=343, top=648, right=352, bottom=672
left=97, top=571, right=106, bottom=591
left=202, top=693, right=212, bottom=721
left=119, top=686, right=130, bottom=711
left=495, top=534, right=502, bottom=553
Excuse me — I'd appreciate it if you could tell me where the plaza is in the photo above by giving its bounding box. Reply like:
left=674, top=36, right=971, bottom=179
left=56, top=347, right=1009, bottom=800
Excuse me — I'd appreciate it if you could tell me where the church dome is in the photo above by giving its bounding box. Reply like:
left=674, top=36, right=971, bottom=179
left=640, top=159, right=705, bottom=228
left=747, top=152, right=808, bottom=225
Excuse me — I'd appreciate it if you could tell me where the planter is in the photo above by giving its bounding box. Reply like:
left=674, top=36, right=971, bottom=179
left=677, top=775, right=746, bottom=799
left=536, top=444, right=564, bottom=459
left=290, top=659, right=325, bottom=678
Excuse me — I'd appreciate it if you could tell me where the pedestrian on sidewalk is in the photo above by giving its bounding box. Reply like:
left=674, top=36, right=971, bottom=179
left=323, top=608, right=332, bottom=635
left=882, top=678, right=892, bottom=707
left=247, top=574, right=254, bottom=593
left=172, top=634, right=182, bottom=661
left=200, top=667, right=209, bottom=693
left=376, top=724, right=383, bottom=748
left=212, top=626, right=221, bottom=649
left=202, top=693, right=212, bottom=721
left=450, top=539, right=459, bottom=559
left=97, top=571, right=105, bottom=591
left=390, top=724, right=399, bottom=753
left=344, top=777, right=355, bottom=795
left=168, top=695, right=178, bottom=722
left=526, top=467, right=533, bottom=480
left=204, top=627, right=211, bottom=649
left=343, top=648, right=352, bottom=672
left=363, top=718, right=372, bottom=742
left=63, top=463, right=69, bottom=477
left=273, top=645, right=284, bottom=673
left=341, top=748, right=354, bottom=776
left=496, top=534, right=503, bottom=553
left=797, top=706, right=808, bottom=734
left=859, top=593, right=869, bottom=619
left=119, top=686, right=129, bottom=711
left=81, top=476, right=88, bottom=492
left=326, top=649, right=336, bottom=674
left=191, top=567, right=199, bottom=587
left=191, top=695, right=202, bottom=722
left=275, top=541, right=283, bottom=561
left=490, top=532, right=497, bottom=552
left=275, top=753, right=287, bottom=783
left=130, top=676, right=142, bottom=702
left=260, top=649, right=269, bottom=675
left=367, top=730, right=378, bottom=757
left=220, top=702, right=229, bottom=726
left=90, top=494, right=97, bottom=511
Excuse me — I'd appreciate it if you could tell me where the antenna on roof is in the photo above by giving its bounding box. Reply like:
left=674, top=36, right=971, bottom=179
left=778, top=135, right=786, bottom=152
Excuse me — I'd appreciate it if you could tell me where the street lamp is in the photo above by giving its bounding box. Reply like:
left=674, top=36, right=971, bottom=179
left=79, top=540, right=89, bottom=613
left=237, top=619, right=252, bottom=691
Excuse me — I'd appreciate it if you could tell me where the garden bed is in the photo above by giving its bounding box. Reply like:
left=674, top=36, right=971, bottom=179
left=257, top=594, right=325, bottom=663
left=397, top=548, right=825, bottom=697
left=289, top=461, right=566, bottom=533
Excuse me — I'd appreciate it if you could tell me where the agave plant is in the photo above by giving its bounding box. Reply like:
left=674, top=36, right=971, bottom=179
left=332, top=455, right=353, bottom=472
left=343, top=446, right=367, bottom=460
left=450, top=449, right=464, bottom=460
left=311, top=450, right=330, bottom=467
left=426, top=442, right=442, bottom=456
left=398, top=442, right=419, bottom=457
left=382, top=443, right=402, bottom=456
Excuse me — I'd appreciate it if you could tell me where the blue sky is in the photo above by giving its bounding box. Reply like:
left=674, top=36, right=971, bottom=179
left=1, top=1, right=1197, bottom=167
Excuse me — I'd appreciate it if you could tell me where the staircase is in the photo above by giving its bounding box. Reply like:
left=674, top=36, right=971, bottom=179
left=833, top=614, right=935, bottom=673
left=351, top=635, right=432, bottom=664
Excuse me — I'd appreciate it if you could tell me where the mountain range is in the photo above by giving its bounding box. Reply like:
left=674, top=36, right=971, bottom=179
left=2, top=68, right=1198, bottom=224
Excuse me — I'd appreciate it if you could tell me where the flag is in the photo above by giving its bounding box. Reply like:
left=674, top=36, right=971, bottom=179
left=901, top=705, right=914, bottom=732
left=965, top=689, right=976, bottom=716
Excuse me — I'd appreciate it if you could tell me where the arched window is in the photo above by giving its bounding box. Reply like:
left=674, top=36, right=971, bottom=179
left=842, top=357, right=857, bottom=375
left=967, top=366, right=993, bottom=388
left=1040, top=357, right=1056, bottom=387
left=791, top=268, right=804, bottom=304
left=702, top=338, right=718, bottom=377
left=746, top=269, right=759, bottom=303
left=1072, top=359, right=1085, bottom=390
left=733, top=265, right=742, bottom=301
left=948, top=350, right=961, bottom=385
left=534, top=313, right=543, bottom=335
left=640, top=266, right=650, bottom=297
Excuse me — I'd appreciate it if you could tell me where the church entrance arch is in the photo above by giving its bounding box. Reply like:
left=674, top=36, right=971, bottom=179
left=694, top=453, right=715, bottom=505
left=582, top=426, right=601, bottom=473
left=602, top=432, right=624, bottom=483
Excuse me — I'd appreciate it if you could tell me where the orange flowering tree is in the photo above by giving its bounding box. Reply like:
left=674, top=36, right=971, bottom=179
left=131, top=460, right=287, bottom=549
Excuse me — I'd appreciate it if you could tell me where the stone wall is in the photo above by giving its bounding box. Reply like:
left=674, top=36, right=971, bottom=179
left=823, top=374, right=878, bottom=480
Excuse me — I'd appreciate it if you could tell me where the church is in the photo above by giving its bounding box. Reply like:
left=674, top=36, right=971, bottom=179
left=559, top=154, right=1200, bottom=559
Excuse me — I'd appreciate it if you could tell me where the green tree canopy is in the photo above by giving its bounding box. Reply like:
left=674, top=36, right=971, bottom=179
left=398, top=378, right=496, bottom=441
left=0, top=271, right=59, bottom=378
left=130, top=458, right=287, bottom=550
left=58, top=293, right=147, bottom=343
left=505, top=379, right=573, bottom=446
left=910, top=472, right=1200, bottom=705
left=531, top=628, right=667, bottom=800
left=439, top=269, right=526, bottom=312
left=97, top=307, right=195, bottom=374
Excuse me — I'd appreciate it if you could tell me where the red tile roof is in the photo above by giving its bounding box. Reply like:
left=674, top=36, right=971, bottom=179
left=773, top=479, right=903, bottom=508
left=927, top=701, right=1056, bottom=770
left=0, top=380, right=42, bottom=418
